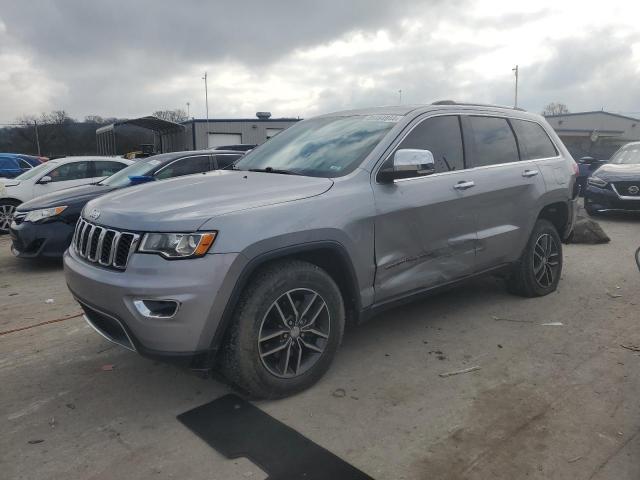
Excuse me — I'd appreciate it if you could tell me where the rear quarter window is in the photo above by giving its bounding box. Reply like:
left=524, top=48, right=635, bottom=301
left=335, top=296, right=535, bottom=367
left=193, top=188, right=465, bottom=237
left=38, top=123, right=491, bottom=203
left=511, top=119, right=558, bottom=160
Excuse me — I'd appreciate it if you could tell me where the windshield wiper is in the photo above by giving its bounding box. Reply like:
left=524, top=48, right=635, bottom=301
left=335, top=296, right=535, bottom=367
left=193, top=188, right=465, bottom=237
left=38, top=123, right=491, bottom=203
left=247, top=167, right=302, bottom=175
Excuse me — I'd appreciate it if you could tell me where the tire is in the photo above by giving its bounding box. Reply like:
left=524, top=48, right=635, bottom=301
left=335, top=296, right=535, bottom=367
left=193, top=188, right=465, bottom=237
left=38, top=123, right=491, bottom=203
left=508, top=219, right=563, bottom=297
left=220, top=259, right=345, bottom=399
left=0, top=199, right=21, bottom=234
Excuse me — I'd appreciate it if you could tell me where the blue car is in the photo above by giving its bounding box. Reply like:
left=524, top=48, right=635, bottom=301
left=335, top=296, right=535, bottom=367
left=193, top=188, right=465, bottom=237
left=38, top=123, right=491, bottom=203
left=0, top=153, right=42, bottom=178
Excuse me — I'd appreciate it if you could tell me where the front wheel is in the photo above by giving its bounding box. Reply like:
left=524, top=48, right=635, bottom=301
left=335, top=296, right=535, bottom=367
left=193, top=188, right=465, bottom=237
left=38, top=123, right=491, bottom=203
left=220, top=259, right=345, bottom=399
left=0, top=200, right=21, bottom=234
left=508, top=219, right=563, bottom=297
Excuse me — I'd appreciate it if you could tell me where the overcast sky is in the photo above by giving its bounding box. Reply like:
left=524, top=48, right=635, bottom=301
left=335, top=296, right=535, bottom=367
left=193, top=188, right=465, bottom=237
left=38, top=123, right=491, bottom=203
left=1, top=0, right=639, bottom=123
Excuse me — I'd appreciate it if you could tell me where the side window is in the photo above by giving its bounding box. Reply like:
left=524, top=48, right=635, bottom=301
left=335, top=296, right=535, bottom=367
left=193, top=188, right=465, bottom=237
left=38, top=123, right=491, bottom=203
left=94, top=161, right=126, bottom=177
left=46, top=162, right=92, bottom=182
left=510, top=119, right=558, bottom=160
left=18, top=159, right=33, bottom=169
left=214, top=154, right=241, bottom=169
left=393, top=115, right=465, bottom=173
left=466, top=116, right=519, bottom=167
left=155, top=155, right=211, bottom=180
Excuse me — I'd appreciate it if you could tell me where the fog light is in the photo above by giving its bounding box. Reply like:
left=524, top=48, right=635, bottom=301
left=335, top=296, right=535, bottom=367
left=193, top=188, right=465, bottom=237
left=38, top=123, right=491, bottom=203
left=133, top=299, right=179, bottom=318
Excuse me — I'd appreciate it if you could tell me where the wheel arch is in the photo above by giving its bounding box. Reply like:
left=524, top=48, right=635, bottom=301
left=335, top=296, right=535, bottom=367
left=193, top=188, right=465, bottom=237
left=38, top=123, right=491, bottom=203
left=209, top=241, right=362, bottom=353
left=537, top=201, right=570, bottom=238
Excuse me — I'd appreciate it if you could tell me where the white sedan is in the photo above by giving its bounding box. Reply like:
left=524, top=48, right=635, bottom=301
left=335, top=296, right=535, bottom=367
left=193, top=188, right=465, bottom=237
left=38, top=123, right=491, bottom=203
left=0, top=156, right=132, bottom=233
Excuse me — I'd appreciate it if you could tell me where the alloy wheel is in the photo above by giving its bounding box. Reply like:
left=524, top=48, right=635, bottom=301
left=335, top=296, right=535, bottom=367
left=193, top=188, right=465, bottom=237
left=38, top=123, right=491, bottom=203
left=0, top=204, right=16, bottom=231
left=258, top=288, right=331, bottom=379
left=532, top=233, right=560, bottom=288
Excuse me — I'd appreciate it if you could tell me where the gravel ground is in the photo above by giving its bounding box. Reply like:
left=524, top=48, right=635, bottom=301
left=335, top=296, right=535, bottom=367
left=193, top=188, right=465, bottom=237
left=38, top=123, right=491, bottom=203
left=1, top=211, right=639, bottom=480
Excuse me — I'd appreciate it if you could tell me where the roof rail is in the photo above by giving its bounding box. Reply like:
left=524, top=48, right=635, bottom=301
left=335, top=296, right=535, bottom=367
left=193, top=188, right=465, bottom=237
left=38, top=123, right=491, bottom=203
left=431, top=100, right=526, bottom=111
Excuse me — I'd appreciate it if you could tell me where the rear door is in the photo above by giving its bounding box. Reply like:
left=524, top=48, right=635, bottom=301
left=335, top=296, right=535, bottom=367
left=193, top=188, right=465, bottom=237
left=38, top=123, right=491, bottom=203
left=461, top=115, right=546, bottom=271
left=372, top=115, right=477, bottom=302
left=91, top=160, right=129, bottom=182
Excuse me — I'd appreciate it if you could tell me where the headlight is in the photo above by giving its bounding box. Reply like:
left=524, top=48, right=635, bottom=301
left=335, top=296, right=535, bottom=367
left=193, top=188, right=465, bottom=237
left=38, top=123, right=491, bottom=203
left=139, top=232, right=217, bottom=258
left=24, top=206, right=67, bottom=223
left=587, top=176, right=608, bottom=188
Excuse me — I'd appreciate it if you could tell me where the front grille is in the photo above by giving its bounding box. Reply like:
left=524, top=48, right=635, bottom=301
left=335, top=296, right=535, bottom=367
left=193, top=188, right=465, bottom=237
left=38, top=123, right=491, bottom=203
left=12, top=212, right=26, bottom=225
left=613, top=181, right=640, bottom=197
left=72, top=218, right=140, bottom=270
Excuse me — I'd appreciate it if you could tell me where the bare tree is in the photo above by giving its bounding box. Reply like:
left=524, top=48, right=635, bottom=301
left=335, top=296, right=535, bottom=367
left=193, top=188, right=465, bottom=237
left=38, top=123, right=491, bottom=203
left=542, top=102, right=570, bottom=116
left=152, top=109, right=188, bottom=123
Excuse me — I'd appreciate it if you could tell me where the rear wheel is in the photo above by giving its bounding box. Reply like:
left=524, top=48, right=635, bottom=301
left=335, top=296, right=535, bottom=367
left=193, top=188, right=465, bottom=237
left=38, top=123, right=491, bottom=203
left=508, top=219, right=563, bottom=297
left=0, top=200, right=20, bottom=234
left=220, top=259, right=345, bottom=399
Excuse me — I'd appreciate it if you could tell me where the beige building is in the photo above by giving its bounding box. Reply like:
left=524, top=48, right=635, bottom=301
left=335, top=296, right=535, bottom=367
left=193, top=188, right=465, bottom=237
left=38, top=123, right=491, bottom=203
left=545, top=111, right=640, bottom=159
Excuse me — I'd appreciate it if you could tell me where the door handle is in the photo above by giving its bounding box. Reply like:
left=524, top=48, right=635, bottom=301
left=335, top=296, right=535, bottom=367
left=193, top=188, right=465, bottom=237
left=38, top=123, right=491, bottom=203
left=453, top=181, right=475, bottom=190
left=522, top=169, right=539, bottom=178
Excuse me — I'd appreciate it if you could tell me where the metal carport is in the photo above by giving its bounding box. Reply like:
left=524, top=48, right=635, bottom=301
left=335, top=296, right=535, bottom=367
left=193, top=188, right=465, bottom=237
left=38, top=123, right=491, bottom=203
left=96, top=116, right=186, bottom=155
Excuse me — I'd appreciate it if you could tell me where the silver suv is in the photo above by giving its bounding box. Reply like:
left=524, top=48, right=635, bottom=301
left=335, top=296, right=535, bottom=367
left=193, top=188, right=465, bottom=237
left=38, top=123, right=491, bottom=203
left=64, top=102, right=578, bottom=398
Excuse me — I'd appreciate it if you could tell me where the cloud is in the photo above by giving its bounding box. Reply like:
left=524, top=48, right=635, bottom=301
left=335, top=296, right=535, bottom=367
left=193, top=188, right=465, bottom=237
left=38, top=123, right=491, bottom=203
left=0, top=0, right=639, bottom=122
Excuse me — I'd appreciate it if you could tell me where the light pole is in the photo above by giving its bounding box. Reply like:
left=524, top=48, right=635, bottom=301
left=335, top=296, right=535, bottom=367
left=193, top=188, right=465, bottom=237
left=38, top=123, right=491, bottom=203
left=398, top=89, right=402, bottom=104
left=512, top=65, right=519, bottom=108
left=202, top=72, right=210, bottom=147
left=186, top=102, right=190, bottom=118
left=34, top=120, right=41, bottom=156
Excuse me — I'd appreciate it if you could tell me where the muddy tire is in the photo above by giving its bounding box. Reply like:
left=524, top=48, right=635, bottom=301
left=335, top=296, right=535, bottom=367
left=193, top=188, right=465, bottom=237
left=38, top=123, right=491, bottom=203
left=0, top=199, right=21, bottom=234
left=220, top=259, right=345, bottom=399
left=508, top=219, right=563, bottom=297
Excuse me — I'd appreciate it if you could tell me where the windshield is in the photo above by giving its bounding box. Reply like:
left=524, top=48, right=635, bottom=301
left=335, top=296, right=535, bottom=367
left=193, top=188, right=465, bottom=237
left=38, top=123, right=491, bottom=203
left=611, top=146, right=640, bottom=165
left=99, top=158, right=159, bottom=187
left=14, top=162, right=53, bottom=181
left=234, top=115, right=398, bottom=177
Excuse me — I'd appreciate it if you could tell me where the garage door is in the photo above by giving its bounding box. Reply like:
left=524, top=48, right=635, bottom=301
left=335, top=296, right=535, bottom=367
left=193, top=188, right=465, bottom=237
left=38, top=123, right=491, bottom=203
left=266, top=128, right=283, bottom=139
left=208, top=133, right=242, bottom=148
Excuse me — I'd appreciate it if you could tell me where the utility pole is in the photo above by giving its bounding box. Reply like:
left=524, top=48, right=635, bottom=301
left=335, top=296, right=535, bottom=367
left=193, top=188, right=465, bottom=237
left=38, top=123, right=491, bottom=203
left=202, top=72, right=210, bottom=147
left=34, top=120, right=41, bottom=156
left=398, top=89, right=402, bottom=104
left=186, top=102, right=190, bottom=118
left=512, top=65, right=519, bottom=108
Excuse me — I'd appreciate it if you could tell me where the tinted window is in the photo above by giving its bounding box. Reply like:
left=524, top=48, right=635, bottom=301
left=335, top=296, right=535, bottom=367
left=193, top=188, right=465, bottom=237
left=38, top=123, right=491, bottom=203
left=395, top=115, right=465, bottom=173
left=94, top=161, right=126, bottom=177
left=47, top=161, right=92, bottom=182
left=155, top=155, right=211, bottom=179
left=214, top=154, right=242, bottom=169
left=18, top=159, right=33, bottom=169
left=511, top=119, right=558, bottom=160
left=467, top=116, right=519, bottom=167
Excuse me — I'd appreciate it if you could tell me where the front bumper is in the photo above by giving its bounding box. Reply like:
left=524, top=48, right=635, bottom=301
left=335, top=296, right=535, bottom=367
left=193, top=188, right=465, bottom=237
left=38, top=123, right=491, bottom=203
left=10, top=218, right=75, bottom=258
left=584, top=185, right=640, bottom=213
left=64, top=246, right=243, bottom=361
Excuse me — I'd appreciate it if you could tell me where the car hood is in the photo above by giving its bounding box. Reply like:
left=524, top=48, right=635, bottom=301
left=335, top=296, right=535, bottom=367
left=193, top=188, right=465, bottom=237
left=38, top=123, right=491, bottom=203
left=594, top=163, right=640, bottom=181
left=0, top=178, right=21, bottom=188
left=18, top=183, right=118, bottom=212
left=84, top=170, right=334, bottom=232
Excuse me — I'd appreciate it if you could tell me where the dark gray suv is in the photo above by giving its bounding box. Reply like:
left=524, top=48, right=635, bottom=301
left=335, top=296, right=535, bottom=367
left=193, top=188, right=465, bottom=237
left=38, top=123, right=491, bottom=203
left=64, top=102, right=578, bottom=398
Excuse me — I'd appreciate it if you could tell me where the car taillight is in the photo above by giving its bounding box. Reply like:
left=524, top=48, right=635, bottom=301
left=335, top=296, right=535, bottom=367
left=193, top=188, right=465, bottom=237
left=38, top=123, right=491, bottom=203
left=572, top=162, right=579, bottom=176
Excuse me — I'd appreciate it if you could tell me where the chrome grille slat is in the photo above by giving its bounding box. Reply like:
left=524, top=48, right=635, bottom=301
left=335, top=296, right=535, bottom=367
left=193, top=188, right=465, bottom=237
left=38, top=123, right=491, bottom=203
left=72, top=218, right=139, bottom=270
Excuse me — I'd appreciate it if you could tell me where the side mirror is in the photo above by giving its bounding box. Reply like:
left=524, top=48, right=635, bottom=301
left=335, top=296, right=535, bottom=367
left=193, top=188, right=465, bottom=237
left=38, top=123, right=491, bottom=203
left=39, top=175, right=52, bottom=184
left=129, top=175, right=155, bottom=185
left=378, top=149, right=436, bottom=183
left=579, top=156, right=595, bottom=164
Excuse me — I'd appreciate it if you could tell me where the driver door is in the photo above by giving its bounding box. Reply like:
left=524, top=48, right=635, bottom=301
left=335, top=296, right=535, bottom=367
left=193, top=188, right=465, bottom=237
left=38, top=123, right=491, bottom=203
left=372, top=115, right=477, bottom=303
left=34, top=161, right=96, bottom=197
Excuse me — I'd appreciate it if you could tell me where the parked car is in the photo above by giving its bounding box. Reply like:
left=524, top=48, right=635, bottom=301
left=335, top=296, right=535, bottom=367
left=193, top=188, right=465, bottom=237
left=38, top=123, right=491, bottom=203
left=0, top=153, right=42, bottom=179
left=10, top=150, right=244, bottom=258
left=64, top=102, right=578, bottom=398
left=210, top=144, right=257, bottom=152
left=575, top=156, right=608, bottom=195
left=584, top=142, right=640, bottom=215
left=0, top=156, right=132, bottom=233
